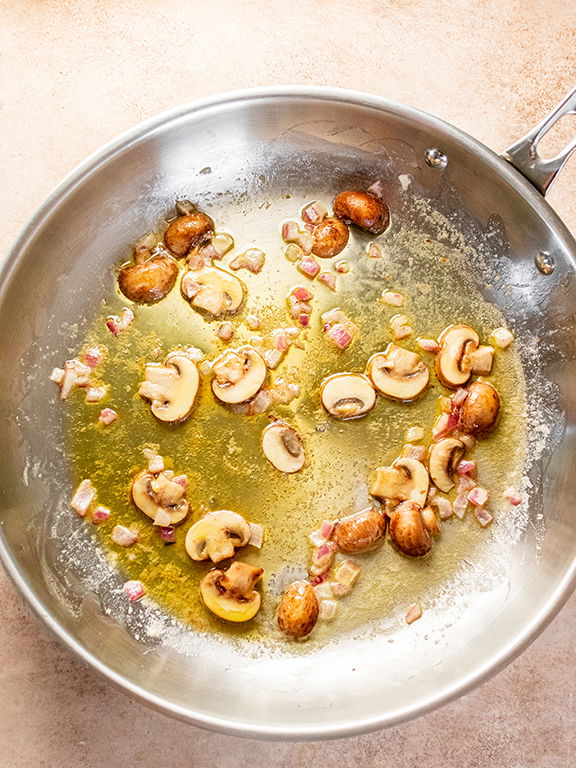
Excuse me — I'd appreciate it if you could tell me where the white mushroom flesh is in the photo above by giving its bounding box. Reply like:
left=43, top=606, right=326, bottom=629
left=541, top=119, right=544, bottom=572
left=181, top=265, right=245, bottom=316
left=320, top=373, right=376, bottom=419
left=366, top=344, right=429, bottom=401
left=428, top=437, right=465, bottom=493
left=185, top=510, right=251, bottom=563
left=138, top=353, right=199, bottom=422
left=370, top=457, right=429, bottom=507
left=131, top=470, right=189, bottom=525
left=211, top=346, right=266, bottom=404
left=435, top=325, right=479, bottom=388
left=261, top=421, right=305, bottom=473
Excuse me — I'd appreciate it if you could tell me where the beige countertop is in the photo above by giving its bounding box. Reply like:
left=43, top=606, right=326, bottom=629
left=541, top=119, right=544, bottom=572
left=1, top=1, right=575, bottom=765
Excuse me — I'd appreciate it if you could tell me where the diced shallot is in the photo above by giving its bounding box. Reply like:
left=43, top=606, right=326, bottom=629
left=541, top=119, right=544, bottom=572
left=85, top=385, right=107, bottom=403
left=292, top=286, right=313, bottom=302
left=417, top=338, right=440, bottom=353
left=390, top=314, right=412, bottom=340
left=382, top=290, right=405, bottom=307
left=84, top=347, right=103, bottom=368
left=435, top=496, right=453, bottom=520
left=123, top=580, right=145, bottom=601
left=216, top=322, right=235, bottom=341
left=367, top=180, right=385, bottom=199
left=285, top=243, right=303, bottom=263
left=317, top=272, right=337, bottom=291
left=71, top=479, right=96, bottom=517
left=405, top=426, right=425, bottom=443
left=301, top=201, right=328, bottom=225
left=366, top=243, right=382, bottom=259
left=310, top=541, right=337, bottom=575
left=99, top=408, right=117, bottom=425
left=50, top=367, right=65, bottom=385
left=325, top=323, right=353, bottom=349
left=335, top=260, right=350, bottom=274
left=468, top=486, right=489, bottom=507
left=248, top=523, right=264, bottom=549
left=457, top=460, right=476, bottom=477
left=331, top=560, right=361, bottom=596
left=229, top=248, right=265, bottom=274
left=159, top=526, right=176, bottom=543
left=111, top=525, right=138, bottom=547
left=92, top=505, right=110, bottom=524
left=314, top=581, right=334, bottom=600
left=298, top=255, right=320, bottom=279
left=452, top=388, right=469, bottom=407
left=320, top=520, right=335, bottom=539
left=405, top=603, right=422, bottom=624
left=402, top=444, right=426, bottom=461
left=282, top=221, right=300, bottom=242
left=474, top=507, right=493, bottom=527
left=492, top=327, right=514, bottom=348
left=504, top=487, right=523, bottom=506
left=453, top=475, right=475, bottom=519
left=153, top=507, right=172, bottom=527
left=318, top=599, right=338, bottom=621
left=143, top=449, right=164, bottom=474
left=245, top=314, right=261, bottom=330
left=106, top=308, right=134, bottom=336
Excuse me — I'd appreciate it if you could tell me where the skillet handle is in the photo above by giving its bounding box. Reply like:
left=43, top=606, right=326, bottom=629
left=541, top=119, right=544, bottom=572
left=501, top=86, right=576, bottom=195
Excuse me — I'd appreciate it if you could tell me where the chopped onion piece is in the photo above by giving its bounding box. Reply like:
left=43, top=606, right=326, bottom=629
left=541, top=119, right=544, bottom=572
left=98, top=408, right=117, bottom=425
left=390, top=314, right=412, bottom=340
left=123, top=580, right=145, bottom=601
left=92, top=505, right=110, bottom=524
left=245, top=315, right=261, bottom=330
left=199, top=360, right=212, bottom=377
left=153, top=507, right=172, bottom=527
left=309, top=530, right=325, bottom=547
left=285, top=243, right=304, bottom=263
left=111, top=525, right=138, bottom=547
left=310, top=541, right=337, bottom=575
left=405, top=603, right=422, bottom=624
left=84, top=347, right=103, bottom=368
left=367, top=180, right=385, bottom=199
left=292, top=286, right=313, bottom=302
left=417, top=338, right=440, bottom=353
left=504, top=487, right=522, bottom=506
left=435, top=496, right=453, bottom=520
left=172, top=474, right=188, bottom=489
left=282, top=221, right=300, bottom=242
left=50, top=367, right=65, bottom=385
left=298, top=255, right=320, bottom=279
left=331, top=560, right=361, bottom=596
left=382, top=290, right=405, bottom=307
left=301, top=201, right=328, bottom=224
left=85, top=385, right=107, bottom=403
left=492, top=327, right=514, bottom=348
left=452, top=387, right=469, bottom=407
left=474, top=507, right=493, bottom=527
left=229, top=248, right=265, bottom=274
left=457, top=460, right=476, bottom=477
left=248, top=523, right=264, bottom=549
left=367, top=243, right=382, bottom=259
left=402, top=444, right=426, bottom=462
left=159, top=525, right=176, bottom=543
left=318, top=599, right=338, bottom=621
left=320, top=520, right=335, bottom=539
left=314, top=581, right=334, bottom=600
left=405, top=426, right=425, bottom=443
left=143, top=449, right=164, bottom=474
left=468, top=486, right=489, bottom=507
left=317, top=272, right=337, bottom=291
left=335, top=260, right=350, bottom=274
left=216, top=322, right=235, bottom=341
left=71, top=479, right=96, bottom=517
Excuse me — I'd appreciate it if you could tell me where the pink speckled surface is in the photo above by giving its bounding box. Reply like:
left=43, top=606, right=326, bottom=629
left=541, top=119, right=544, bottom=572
left=0, top=1, right=575, bottom=765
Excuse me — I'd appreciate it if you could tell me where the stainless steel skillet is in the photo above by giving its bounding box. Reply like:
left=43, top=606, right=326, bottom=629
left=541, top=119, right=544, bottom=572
left=0, top=86, right=575, bottom=739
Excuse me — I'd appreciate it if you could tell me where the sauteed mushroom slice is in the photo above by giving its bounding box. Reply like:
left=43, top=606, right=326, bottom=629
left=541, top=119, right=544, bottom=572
left=138, top=353, right=199, bottom=422
left=200, top=562, right=263, bottom=622
left=459, top=380, right=500, bottom=437
left=181, top=265, right=245, bottom=316
left=333, top=507, right=387, bottom=553
left=164, top=203, right=214, bottom=256
left=311, top=217, right=349, bottom=258
left=118, top=247, right=178, bottom=303
left=185, top=510, right=251, bottom=563
left=370, top=457, right=429, bottom=507
left=428, top=437, right=465, bottom=492
left=211, top=346, right=266, bottom=404
left=436, top=324, right=479, bottom=389
left=131, top=470, right=189, bottom=525
left=366, top=344, right=429, bottom=401
left=261, top=421, right=305, bottom=473
left=389, top=501, right=432, bottom=557
left=320, top=373, right=376, bottom=419
left=333, top=190, right=390, bottom=234
left=277, top=580, right=319, bottom=638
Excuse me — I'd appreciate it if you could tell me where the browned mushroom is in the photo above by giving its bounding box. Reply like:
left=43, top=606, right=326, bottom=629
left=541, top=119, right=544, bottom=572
left=333, top=507, right=387, bottom=553
left=459, top=380, right=501, bottom=437
left=277, top=580, right=319, bottom=638
left=388, top=501, right=432, bottom=557
left=118, top=247, right=178, bottom=303
left=333, top=190, right=390, bottom=234
left=164, top=202, right=214, bottom=257
left=311, top=217, right=349, bottom=258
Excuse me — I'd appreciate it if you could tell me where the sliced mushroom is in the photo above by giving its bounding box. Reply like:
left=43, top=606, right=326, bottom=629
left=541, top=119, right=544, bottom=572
left=138, top=353, right=199, bottom=422
left=277, top=580, right=319, bottom=638
left=333, top=507, right=387, bottom=553
left=164, top=208, right=214, bottom=257
left=118, top=248, right=178, bottom=304
left=333, top=190, right=390, bottom=235
left=131, top=470, right=189, bottom=525
left=370, top=457, right=429, bottom=507
left=261, top=421, right=305, bottom=473
left=459, top=381, right=500, bottom=437
left=435, top=325, right=479, bottom=389
left=320, top=373, right=376, bottom=419
left=366, top=344, right=429, bottom=401
left=428, top=437, right=465, bottom=492
left=311, top=217, right=349, bottom=258
left=421, top=505, right=441, bottom=536
left=181, top=265, right=245, bottom=316
left=211, top=346, right=266, bottom=404
left=389, top=501, right=432, bottom=557
left=185, top=510, right=251, bottom=563
left=200, top=561, right=263, bottom=622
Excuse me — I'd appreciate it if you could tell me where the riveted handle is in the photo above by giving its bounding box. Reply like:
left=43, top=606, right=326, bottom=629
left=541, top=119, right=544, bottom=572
left=501, top=86, right=576, bottom=195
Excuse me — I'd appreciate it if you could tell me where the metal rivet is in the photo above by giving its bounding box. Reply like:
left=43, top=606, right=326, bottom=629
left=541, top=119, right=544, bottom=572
left=425, top=148, right=448, bottom=169
left=535, top=251, right=555, bottom=275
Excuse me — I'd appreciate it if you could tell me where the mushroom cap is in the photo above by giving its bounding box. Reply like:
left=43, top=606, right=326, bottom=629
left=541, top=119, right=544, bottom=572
left=211, top=346, right=266, bottom=404
left=333, top=190, right=390, bottom=235
left=366, top=344, right=429, bottom=401
left=459, top=380, right=501, bottom=437
left=181, top=265, right=245, bottom=316
left=200, top=562, right=263, bottom=623
left=333, top=507, right=387, bottom=553
left=311, top=217, right=349, bottom=258
left=277, top=580, right=319, bottom=638
left=389, top=501, right=432, bottom=557
left=435, top=324, right=479, bottom=389
left=320, top=373, right=376, bottom=419
left=164, top=211, right=214, bottom=257
left=131, top=470, right=189, bottom=525
left=370, top=457, right=429, bottom=507
left=118, top=254, right=178, bottom=303
left=185, top=510, right=251, bottom=563
left=261, top=421, right=305, bottom=473
left=138, top=353, right=200, bottom=423
left=428, top=437, right=465, bottom=492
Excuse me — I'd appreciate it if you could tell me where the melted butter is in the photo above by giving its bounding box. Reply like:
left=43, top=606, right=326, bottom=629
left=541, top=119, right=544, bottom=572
left=67, top=201, right=527, bottom=647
